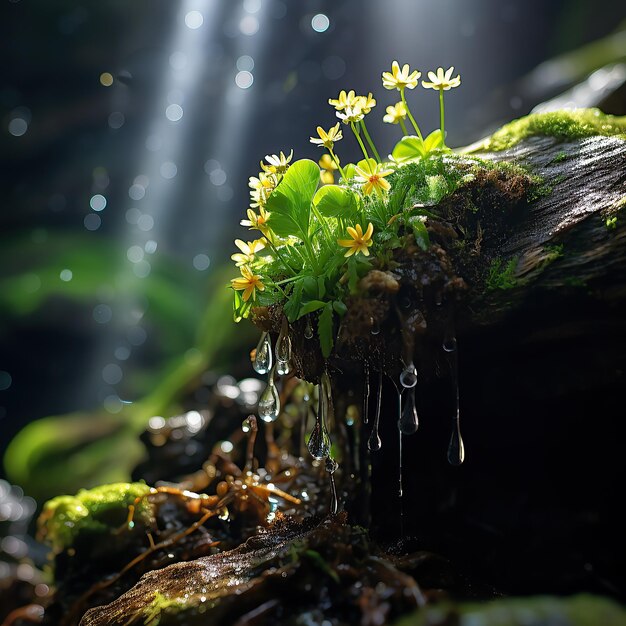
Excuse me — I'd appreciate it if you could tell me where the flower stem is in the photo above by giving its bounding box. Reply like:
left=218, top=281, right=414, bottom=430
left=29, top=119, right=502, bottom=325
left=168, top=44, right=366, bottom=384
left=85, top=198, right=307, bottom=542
left=439, top=88, right=446, bottom=147
left=329, top=149, right=348, bottom=184
left=399, top=119, right=408, bottom=136
left=360, top=120, right=381, bottom=162
left=311, top=203, right=334, bottom=249
left=266, top=239, right=297, bottom=276
left=351, top=122, right=370, bottom=161
left=400, top=89, right=422, bottom=140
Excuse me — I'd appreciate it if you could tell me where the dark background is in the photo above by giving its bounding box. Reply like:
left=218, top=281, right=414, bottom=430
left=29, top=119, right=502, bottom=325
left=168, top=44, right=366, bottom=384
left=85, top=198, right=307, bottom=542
left=1, top=0, right=625, bottom=469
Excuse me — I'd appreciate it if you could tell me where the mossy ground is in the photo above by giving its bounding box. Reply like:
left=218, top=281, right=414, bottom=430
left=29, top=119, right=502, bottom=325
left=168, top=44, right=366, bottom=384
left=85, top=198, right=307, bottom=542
left=479, top=108, right=626, bottom=152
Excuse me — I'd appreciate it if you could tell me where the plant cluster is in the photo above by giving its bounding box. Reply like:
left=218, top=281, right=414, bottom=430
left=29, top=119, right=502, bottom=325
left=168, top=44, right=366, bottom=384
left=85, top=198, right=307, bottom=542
left=230, top=61, right=465, bottom=356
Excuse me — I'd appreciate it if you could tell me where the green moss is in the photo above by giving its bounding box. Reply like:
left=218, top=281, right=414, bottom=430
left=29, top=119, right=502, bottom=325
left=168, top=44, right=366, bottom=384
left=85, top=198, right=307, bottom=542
left=481, top=108, right=626, bottom=152
left=486, top=257, right=519, bottom=290
left=551, top=151, right=568, bottom=163
left=41, top=482, right=152, bottom=552
left=143, top=592, right=191, bottom=626
left=606, top=215, right=618, bottom=230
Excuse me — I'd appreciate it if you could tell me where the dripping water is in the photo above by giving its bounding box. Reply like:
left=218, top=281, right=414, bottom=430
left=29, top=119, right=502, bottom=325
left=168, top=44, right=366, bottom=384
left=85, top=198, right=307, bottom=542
left=258, top=363, right=280, bottom=422
left=325, top=456, right=339, bottom=514
left=367, top=369, right=383, bottom=452
left=363, top=361, right=370, bottom=424
left=399, top=362, right=418, bottom=389
left=253, top=332, right=272, bottom=375
left=444, top=324, right=464, bottom=465
left=370, top=318, right=381, bottom=335
left=307, top=378, right=330, bottom=460
left=299, top=384, right=311, bottom=458
left=396, top=386, right=403, bottom=498
left=241, top=415, right=258, bottom=473
left=399, top=387, right=419, bottom=435
left=275, top=318, right=292, bottom=376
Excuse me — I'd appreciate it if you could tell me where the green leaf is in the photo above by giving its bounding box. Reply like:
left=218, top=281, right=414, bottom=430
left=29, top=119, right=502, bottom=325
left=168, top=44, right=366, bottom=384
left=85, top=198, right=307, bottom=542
left=302, top=275, right=318, bottom=298
left=318, top=303, right=334, bottom=358
left=264, top=159, right=320, bottom=239
left=313, top=184, right=359, bottom=219
left=297, top=300, right=326, bottom=319
left=233, top=289, right=252, bottom=322
left=410, top=216, right=431, bottom=251
left=344, top=163, right=356, bottom=180
left=391, top=136, right=424, bottom=162
left=423, top=129, right=444, bottom=153
left=317, top=276, right=326, bottom=299
left=392, top=131, right=444, bottom=162
left=283, top=279, right=304, bottom=323
left=332, top=300, right=347, bottom=317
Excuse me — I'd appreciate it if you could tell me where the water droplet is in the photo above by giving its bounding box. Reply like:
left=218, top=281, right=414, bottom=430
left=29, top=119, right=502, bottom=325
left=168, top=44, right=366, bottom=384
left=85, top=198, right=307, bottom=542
left=253, top=332, right=272, bottom=374
left=241, top=417, right=252, bottom=432
left=399, top=388, right=419, bottom=435
left=307, top=373, right=333, bottom=460
left=307, top=420, right=330, bottom=460
left=326, top=457, right=339, bottom=515
left=258, top=366, right=280, bottom=422
left=325, top=457, right=338, bottom=474
left=443, top=336, right=457, bottom=353
left=448, top=421, right=465, bottom=466
left=275, top=320, right=292, bottom=375
left=399, top=362, right=418, bottom=388
left=368, top=369, right=383, bottom=452
left=304, top=317, right=314, bottom=339
left=370, top=318, right=380, bottom=335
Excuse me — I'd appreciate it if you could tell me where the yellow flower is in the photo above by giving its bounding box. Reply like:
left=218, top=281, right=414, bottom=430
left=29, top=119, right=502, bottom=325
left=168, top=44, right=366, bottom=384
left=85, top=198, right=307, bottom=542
left=328, top=89, right=359, bottom=111
left=383, top=101, right=407, bottom=124
left=320, top=170, right=335, bottom=185
left=318, top=153, right=338, bottom=171
left=231, top=265, right=265, bottom=302
left=354, top=161, right=393, bottom=195
left=382, top=61, right=421, bottom=91
left=338, top=223, right=374, bottom=257
left=422, top=67, right=461, bottom=91
left=356, top=92, right=376, bottom=114
left=231, top=238, right=266, bottom=266
left=248, top=172, right=276, bottom=207
left=310, top=123, right=343, bottom=150
left=240, top=206, right=270, bottom=234
left=336, top=103, right=364, bottom=124
left=262, top=149, right=293, bottom=174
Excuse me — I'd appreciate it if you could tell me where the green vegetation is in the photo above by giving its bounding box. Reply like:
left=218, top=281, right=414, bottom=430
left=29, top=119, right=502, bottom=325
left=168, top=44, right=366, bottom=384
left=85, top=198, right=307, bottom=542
left=486, top=257, right=519, bottom=290
left=551, top=151, right=568, bottom=163
left=40, top=482, right=151, bottom=552
left=606, top=215, right=617, bottom=230
left=481, top=108, right=626, bottom=152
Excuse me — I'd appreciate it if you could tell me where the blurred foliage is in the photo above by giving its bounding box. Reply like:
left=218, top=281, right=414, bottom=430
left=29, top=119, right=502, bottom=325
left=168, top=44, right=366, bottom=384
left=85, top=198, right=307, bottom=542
left=2, top=240, right=254, bottom=501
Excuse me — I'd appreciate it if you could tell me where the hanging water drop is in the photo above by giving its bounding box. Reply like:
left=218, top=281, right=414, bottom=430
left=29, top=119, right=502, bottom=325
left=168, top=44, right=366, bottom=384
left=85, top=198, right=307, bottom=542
left=253, top=332, right=272, bottom=375
left=370, top=318, right=381, bottom=335
left=445, top=322, right=465, bottom=465
left=307, top=420, right=330, bottom=460
left=367, top=369, right=383, bottom=452
left=399, top=388, right=419, bottom=435
left=241, top=416, right=252, bottom=433
left=448, top=421, right=465, bottom=466
left=399, top=362, right=418, bottom=388
left=304, top=317, right=314, bottom=339
left=325, top=457, right=339, bottom=515
left=307, top=376, right=332, bottom=460
left=258, top=365, right=280, bottom=422
left=275, top=319, right=292, bottom=375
